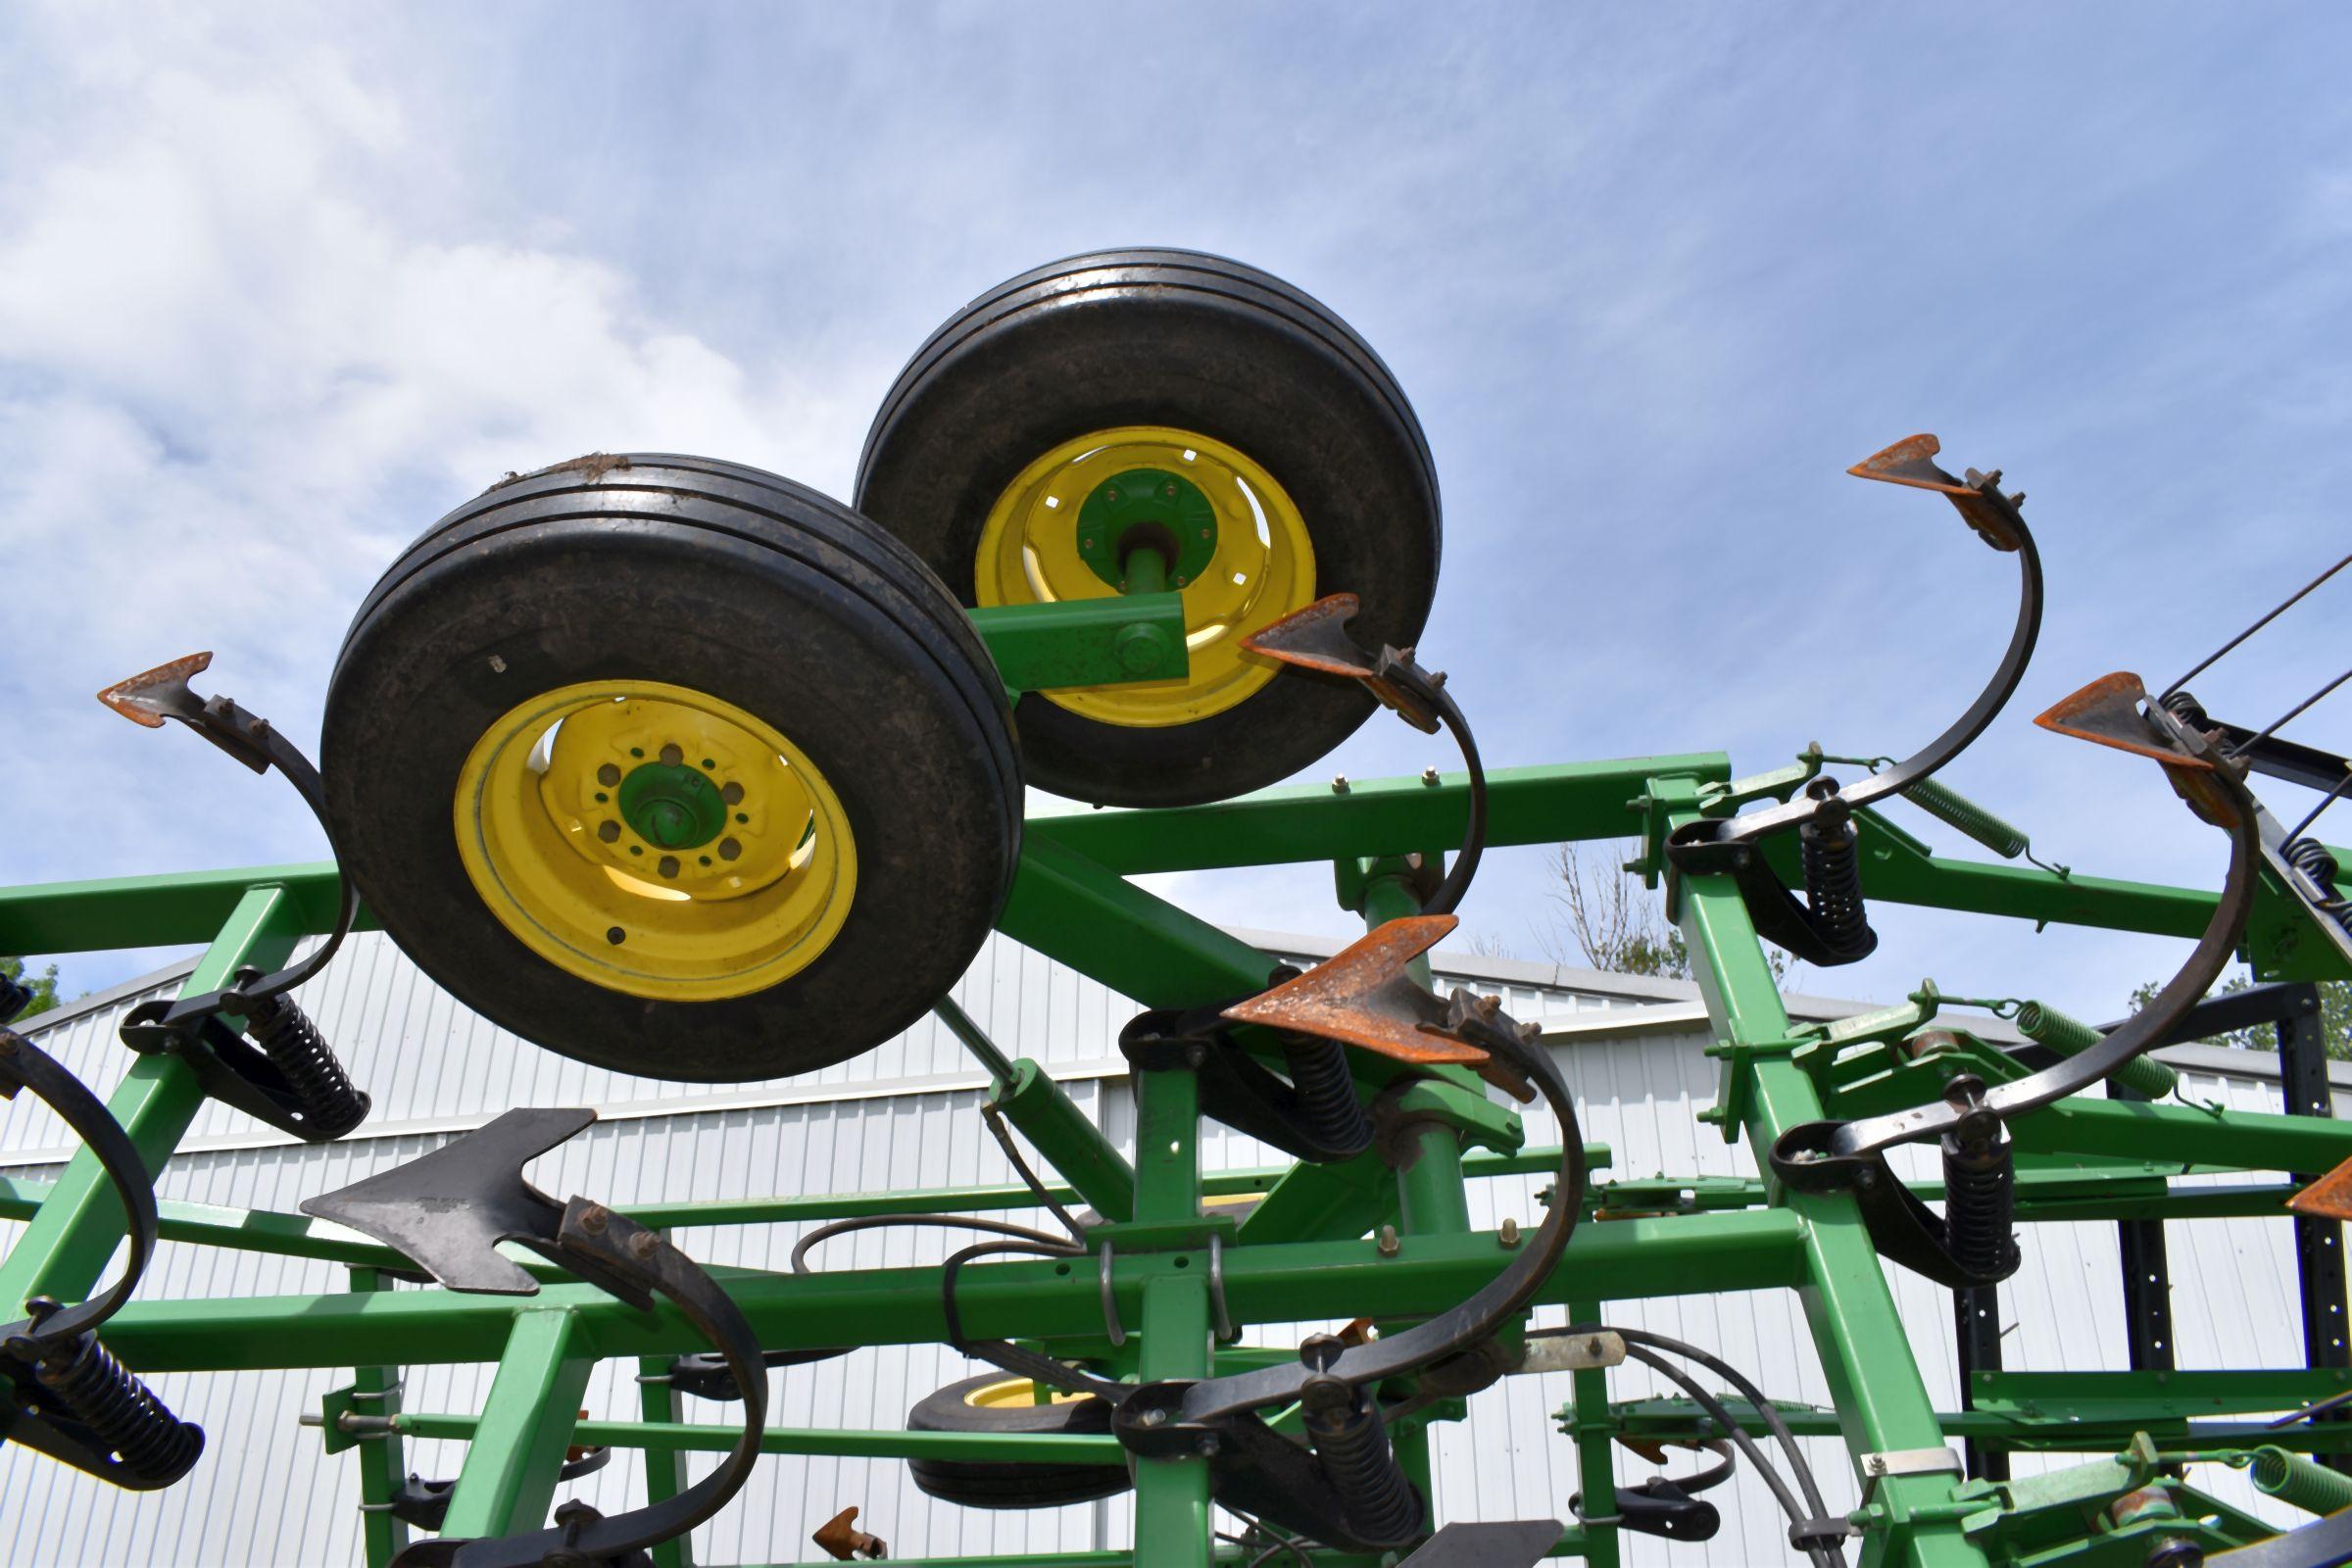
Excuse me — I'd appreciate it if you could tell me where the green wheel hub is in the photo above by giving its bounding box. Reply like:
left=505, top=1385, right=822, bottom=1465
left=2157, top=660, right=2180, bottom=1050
left=1076, top=466, right=1218, bottom=590
left=618, top=759, right=726, bottom=850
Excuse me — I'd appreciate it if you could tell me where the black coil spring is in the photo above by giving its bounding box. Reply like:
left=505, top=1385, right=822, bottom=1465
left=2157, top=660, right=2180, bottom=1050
left=31, top=1332, right=203, bottom=1486
left=2284, top=838, right=2352, bottom=936
left=1283, top=1039, right=1372, bottom=1156
left=1940, top=1136, right=2018, bottom=1283
left=245, top=993, right=368, bottom=1138
left=2160, top=691, right=2211, bottom=729
left=1305, top=1388, right=1422, bottom=1547
left=1798, top=818, right=1874, bottom=957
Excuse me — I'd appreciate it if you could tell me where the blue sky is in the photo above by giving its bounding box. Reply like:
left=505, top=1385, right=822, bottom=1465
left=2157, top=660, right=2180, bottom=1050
left=2, top=3, right=2347, bottom=1018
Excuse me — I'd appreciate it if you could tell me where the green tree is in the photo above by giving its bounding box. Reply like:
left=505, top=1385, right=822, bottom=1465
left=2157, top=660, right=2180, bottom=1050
left=2129, top=971, right=2352, bottom=1060
left=1, top=956, right=62, bottom=1022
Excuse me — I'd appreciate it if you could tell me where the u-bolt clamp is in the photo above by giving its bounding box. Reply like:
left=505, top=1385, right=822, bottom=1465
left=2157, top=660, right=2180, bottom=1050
left=1243, top=595, right=1489, bottom=916
left=1112, top=915, right=1590, bottom=1553
left=0, top=1007, right=204, bottom=1489
left=99, top=653, right=371, bottom=1141
left=302, top=1108, right=766, bottom=1568
left=1665, top=436, right=2045, bottom=966
left=1772, top=675, right=2264, bottom=1289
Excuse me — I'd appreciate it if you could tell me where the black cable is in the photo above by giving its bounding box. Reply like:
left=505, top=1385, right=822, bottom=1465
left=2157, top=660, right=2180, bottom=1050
left=1536, top=1324, right=1846, bottom=1567
left=1219, top=1505, right=1316, bottom=1568
left=1620, top=1345, right=1835, bottom=1568
left=1615, top=1327, right=1837, bottom=1534
left=981, top=1102, right=1091, bottom=1246
left=788, top=1213, right=1073, bottom=1275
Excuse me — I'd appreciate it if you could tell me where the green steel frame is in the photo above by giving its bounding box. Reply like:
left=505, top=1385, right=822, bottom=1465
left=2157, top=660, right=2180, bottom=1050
left=2, top=600, right=2349, bottom=1568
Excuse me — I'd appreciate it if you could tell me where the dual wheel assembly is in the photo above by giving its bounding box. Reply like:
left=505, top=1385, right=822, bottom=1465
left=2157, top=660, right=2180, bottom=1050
left=323, top=250, right=1443, bottom=1079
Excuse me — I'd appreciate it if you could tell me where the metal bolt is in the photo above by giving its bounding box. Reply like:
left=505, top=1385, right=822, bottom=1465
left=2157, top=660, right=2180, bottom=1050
left=1421, top=766, right=1440, bottom=785
left=1199, top=528, right=1211, bottom=539
left=579, top=1204, right=610, bottom=1235
left=1377, top=1224, right=1400, bottom=1256
left=629, top=1231, right=659, bottom=1259
left=597, top=763, right=620, bottom=787
left=1498, top=1217, right=1521, bottom=1249
left=1138, top=1407, right=1165, bottom=1427
left=1172, top=574, right=1188, bottom=587
left=718, top=838, right=742, bottom=861
left=1196, top=1435, right=1220, bottom=1457
left=598, top=820, right=620, bottom=844
left=1164, top=482, right=1178, bottom=497
left=721, top=781, right=745, bottom=806
left=658, top=856, right=679, bottom=879
left=660, top=743, right=683, bottom=766
left=1331, top=775, right=1349, bottom=794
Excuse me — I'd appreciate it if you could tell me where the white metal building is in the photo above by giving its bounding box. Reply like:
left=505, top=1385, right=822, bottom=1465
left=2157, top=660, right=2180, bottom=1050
left=0, top=928, right=2333, bottom=1566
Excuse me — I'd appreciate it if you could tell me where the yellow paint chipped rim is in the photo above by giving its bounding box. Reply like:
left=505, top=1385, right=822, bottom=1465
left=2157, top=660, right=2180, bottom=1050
left=975, top=425, right=1315, bottom=727
left=963, top=1377, right=1091, bottom=1410
left=454, top=679, right=857, bottom=1002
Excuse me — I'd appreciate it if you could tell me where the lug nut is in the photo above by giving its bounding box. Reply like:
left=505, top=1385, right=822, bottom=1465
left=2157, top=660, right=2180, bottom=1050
left=658, top=856, right=679, bottom=879
left=718, top=837, right=742, bottom=861
left=598, top=821, right=620, bottom=843
left=597, top=763, right=620, bottom=787
left=721, top=781, right=745, bottom=805
left=659, top=744, right=683, bottom=766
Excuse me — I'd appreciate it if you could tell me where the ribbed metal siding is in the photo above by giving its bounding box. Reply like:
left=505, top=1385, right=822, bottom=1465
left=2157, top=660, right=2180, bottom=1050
left=0, top=935, right=2332, bottom=1563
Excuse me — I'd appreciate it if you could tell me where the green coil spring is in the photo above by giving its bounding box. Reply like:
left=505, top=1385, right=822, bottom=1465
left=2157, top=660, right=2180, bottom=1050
left=1901, top=776, right=2030, bottom=858
left=2251, top=1446, right=2352, bottom=1516
left=2014, top=1001, right=2180, bottom=1101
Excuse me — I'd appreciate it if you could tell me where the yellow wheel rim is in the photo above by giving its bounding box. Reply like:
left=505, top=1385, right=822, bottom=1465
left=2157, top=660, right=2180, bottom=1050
left=964, top=1377, right=1089, bottom=1410
left=453, top=680, right=858, bottom=1003
left=975, top=425, right=1315, bottom=727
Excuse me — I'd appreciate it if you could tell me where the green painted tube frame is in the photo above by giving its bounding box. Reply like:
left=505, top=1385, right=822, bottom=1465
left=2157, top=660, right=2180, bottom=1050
left=0, top=739, right=2339, bottom=1568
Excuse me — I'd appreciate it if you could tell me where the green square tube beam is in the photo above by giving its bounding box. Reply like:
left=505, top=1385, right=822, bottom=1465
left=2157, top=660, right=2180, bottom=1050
left=1663, top=775, right=1987, bottom=1568
left=435, top=1305, right=594, bottom=1543
left=0, top=883, right=302, bottom=1317
left=968, top=593, right=1189, bottom=692
left=101, top=1207, right=1807, bottom=1374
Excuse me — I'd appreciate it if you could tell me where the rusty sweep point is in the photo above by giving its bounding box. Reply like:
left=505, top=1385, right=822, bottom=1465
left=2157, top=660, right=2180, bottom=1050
left=2034, top=672, right=2209, bottom=769
left=1223, top=915, right=1488, bottom=1067
left=1848, top=433, right=2025, bottom=552
left=812, top=1505, right=887, bottom=1561
left=1848, top=434, right=1970, bottom=496
left=2290, top=1153, right=2352, bottom=1223
left=96, top=651, right=214, bottom=729
left=1242, top=592, right=1376, bottom=678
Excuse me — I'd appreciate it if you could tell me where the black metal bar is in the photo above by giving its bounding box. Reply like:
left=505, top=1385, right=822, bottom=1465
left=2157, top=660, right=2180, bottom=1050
left=2110, top=1076, right=2178, bottom=1375
left=2276, top=985, right=2351, bottom=1473
left=1953, top=1283, right=2008, bottom=1482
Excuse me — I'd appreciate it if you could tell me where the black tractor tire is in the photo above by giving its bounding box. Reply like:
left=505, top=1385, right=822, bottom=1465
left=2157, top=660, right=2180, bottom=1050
left=321, top=453, right=1020, bottom=1082
left=905, top=1374, right=1131, bottom=1510
left=856, top=248, right=1441, bottom=808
